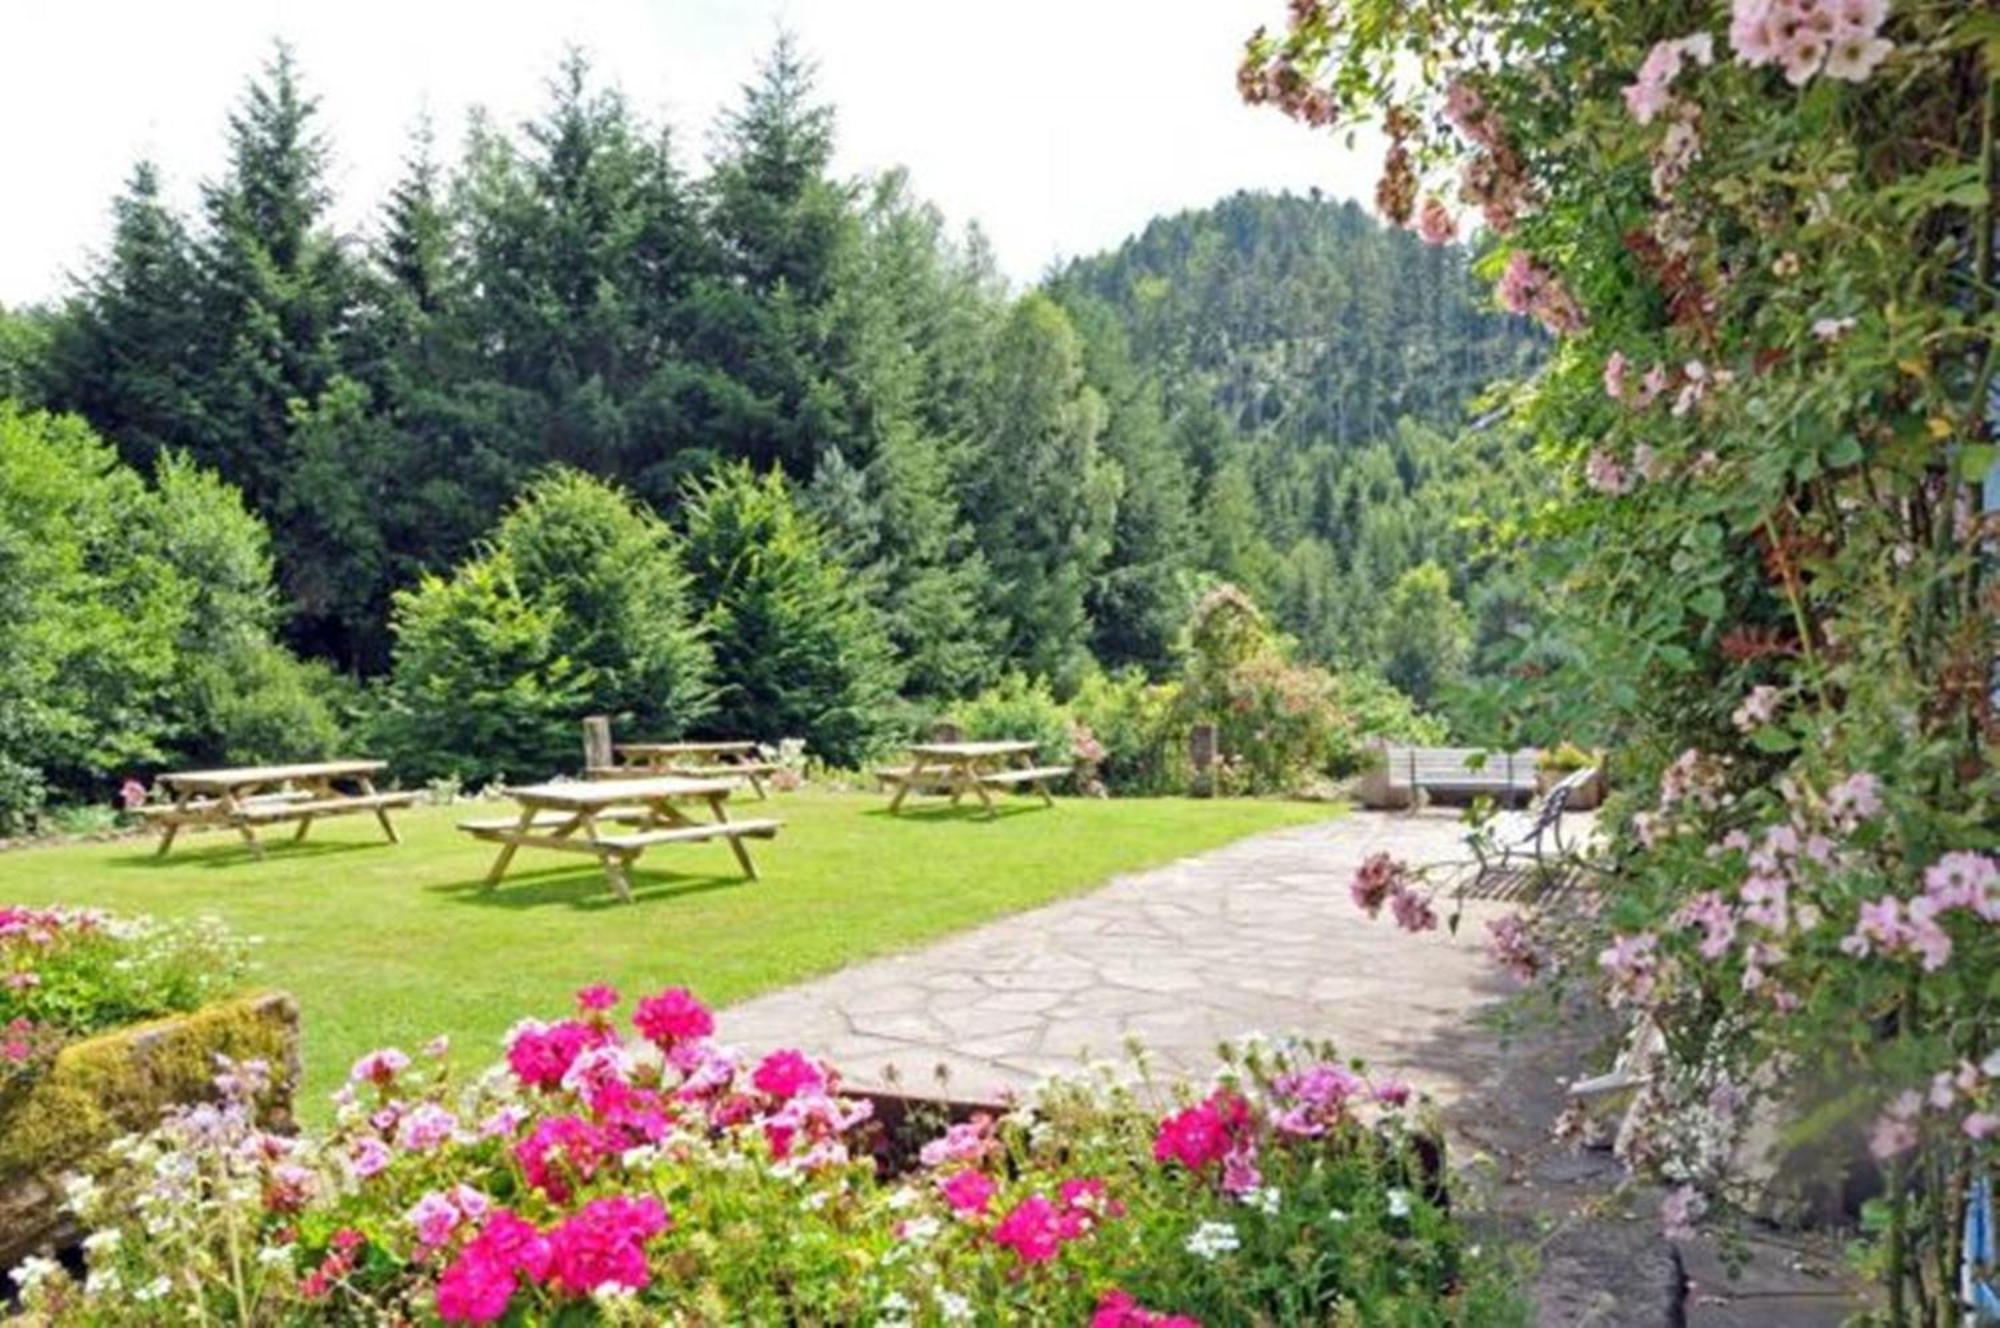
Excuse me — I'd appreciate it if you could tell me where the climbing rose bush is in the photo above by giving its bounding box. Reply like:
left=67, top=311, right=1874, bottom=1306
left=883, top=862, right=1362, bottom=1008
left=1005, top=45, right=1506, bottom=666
left=1243, top=0, right=1998, bottom=1318
left=16, top=985, right=1525, bottom=1325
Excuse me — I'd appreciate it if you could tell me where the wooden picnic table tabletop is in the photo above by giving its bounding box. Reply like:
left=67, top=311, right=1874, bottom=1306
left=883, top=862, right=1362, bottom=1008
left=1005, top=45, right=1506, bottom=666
left=906, top=740, right=1039, bottom=760
left=506, top=776, right=738, bottom=808
left=615, top=740, right=760, bottom=757
left=160, top=759, right=386, bottom=792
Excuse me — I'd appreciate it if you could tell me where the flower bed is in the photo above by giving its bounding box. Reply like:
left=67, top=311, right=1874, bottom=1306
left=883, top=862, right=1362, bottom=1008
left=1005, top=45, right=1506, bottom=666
left=0, top=903, right=280, bottom=1268
left=18, top=985, right=1525, bottom=1324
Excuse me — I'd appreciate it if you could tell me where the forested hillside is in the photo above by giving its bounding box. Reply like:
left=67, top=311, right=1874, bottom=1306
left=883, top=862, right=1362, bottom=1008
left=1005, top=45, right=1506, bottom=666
left=1047, top=195, right=1543, bottom=699
left=0, top=38, right=1551, bottom=820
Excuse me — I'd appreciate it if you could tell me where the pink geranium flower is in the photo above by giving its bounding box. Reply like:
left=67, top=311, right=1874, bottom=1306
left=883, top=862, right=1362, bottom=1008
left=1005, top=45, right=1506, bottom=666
left=505, top=1018, right=612, bottom=1093
left=1092, top=1289, right=1202, bottom=1328
left=348, top=1047, right=411, bottom=1088
left=938, top=1168, right=997, bottom=1216
left=574, top=984, right=619, bottom=1013
left=513, top=1114, right=614, bottom=1202
left=544, top=1195, right=670, bottom=1297
left=436, top=1210, right=550, bottom=1325
left=992, top=1193, right=1064, bottom=1264
left=632, top=987, right=713, bottom=1047
left=751, top=1048, right=825, bottom=1100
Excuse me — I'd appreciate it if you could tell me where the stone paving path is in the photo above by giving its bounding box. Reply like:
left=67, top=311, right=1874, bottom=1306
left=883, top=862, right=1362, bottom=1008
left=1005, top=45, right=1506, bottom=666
left=718, top=809, right=1527, bottom=1104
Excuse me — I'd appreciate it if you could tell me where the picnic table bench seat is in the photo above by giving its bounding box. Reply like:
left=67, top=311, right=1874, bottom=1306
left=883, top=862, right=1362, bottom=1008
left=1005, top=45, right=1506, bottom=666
left=976, top=765, right=1075, bottom=786
left=236, top=791, right=419, bottom=820
left=884, top=740, right=1066, bottom=818
left=591, top=819, right=782, bottom=853
left=135, top=790, right=311, bottom=818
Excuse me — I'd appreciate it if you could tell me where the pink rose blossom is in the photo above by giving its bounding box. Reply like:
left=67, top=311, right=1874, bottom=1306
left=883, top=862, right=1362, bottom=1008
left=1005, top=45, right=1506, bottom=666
left=1414, top=196, right=1456, bottom=246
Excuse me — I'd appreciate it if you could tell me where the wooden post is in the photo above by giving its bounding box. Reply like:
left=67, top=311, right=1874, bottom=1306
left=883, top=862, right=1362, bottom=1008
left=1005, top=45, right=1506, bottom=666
left=1190, top=723, right=1217, bottom=798
left=582, top=716, right=613, bottom=774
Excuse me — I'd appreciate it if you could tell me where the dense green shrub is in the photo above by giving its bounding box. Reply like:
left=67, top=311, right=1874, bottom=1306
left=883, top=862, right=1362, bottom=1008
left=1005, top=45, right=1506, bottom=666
left=1326, top=670, right=1448, bottom=776
left=947, top=673, right=1076, bottom=768
left=0, top=405, right=338, bottom=829
left=1071, top=669, right=1190, bottom=795
left=376, top=470, right=713, bottom=783
left=680, top=464, right=899, bottom=767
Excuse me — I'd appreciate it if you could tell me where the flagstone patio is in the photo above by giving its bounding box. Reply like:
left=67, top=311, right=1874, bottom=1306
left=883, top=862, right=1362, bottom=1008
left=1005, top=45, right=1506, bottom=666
left=717, top=808, right=1523, bottom=1102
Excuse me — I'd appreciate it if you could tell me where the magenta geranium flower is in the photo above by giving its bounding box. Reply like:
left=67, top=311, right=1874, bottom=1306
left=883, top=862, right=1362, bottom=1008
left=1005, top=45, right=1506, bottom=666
left=1093, top=1289, right=1202, bottom=1328
left=992, top=1193, right=1063, bottom=1264
left=544, top=1195, right=670, bottom=1297
left=938, top=1168, right=996, bottom=1216
left=751, top=1048, right=825, bottom=1100
left=436, top=1210, right=549, bottom=1325
left=632, top=986, right=715, bottom=1047
left=574, top=984, right=619, bottom=1013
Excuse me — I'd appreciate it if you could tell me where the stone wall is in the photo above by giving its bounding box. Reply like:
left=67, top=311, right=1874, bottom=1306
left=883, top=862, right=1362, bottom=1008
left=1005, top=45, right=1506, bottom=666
left=0, top=989, right=299, bottom=1269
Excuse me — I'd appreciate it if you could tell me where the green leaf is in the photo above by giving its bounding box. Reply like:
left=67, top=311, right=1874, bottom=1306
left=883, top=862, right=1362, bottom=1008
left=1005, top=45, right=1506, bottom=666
left=1748, top=726, right=1798, bottom=754
left=1824, top=434, right=1863, bottom=468
left=1689, top=587, right=1726, bottom=620
left=1959, top=443, right=1997, bottom=483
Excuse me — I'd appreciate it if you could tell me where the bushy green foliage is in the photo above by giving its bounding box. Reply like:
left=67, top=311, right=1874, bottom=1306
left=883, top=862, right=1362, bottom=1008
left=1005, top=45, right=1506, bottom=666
left=1178, top=585, right=1343, bottom=794
left=376, top=470, right=710, bottom=782
left=1375, top=562, right=1470, bottom=711
left=0, top=405, right=337, bottom=830
left=679, top=464, right=898, bottom=767
left=1249, top=0, right=2000, bottom=1309
left=947, top=674, right=1076, bottom=767
left=1326, top=670, right=1448, bottom=775
left=1071, top=669, right=1191, bottom=795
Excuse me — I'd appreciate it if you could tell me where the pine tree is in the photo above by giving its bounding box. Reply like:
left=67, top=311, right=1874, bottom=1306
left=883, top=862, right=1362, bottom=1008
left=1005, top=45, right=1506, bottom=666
left=678, top=33, right=856, bottom=477
left=967, top=294, right=1121, bottom=688
left=679, top=463, right=899, bottom=765
left=43, top=161, right=206, bottom=468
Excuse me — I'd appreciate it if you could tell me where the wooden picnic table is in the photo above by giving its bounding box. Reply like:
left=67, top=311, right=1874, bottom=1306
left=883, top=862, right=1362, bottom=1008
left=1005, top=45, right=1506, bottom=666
left=458, top=776, right=782, bottom=903
left=877, top=741, right=1072, bottom=818
left=145, top=760, right=417, bottom=859
left=597, top=740, right=778, bottom=799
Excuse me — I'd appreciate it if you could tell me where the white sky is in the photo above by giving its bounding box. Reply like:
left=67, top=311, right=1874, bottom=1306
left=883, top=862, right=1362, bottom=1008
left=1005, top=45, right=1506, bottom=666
left=0, top=0, right=1378, bottom=308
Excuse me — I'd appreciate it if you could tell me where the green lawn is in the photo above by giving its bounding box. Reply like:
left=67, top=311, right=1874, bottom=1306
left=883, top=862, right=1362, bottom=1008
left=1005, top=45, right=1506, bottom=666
left=0, top=791, right=1332, bottom=1117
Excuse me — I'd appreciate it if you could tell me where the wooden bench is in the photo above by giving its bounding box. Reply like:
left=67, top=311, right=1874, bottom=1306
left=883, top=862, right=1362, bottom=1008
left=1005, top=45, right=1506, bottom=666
left=1380, top=746, right=1541, bottom=807
left=1466, top=766, right=1596, bottom=885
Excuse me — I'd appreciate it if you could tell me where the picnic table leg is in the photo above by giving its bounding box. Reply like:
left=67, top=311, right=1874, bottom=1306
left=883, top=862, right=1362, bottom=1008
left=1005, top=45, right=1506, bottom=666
left=291, top=777, right=325, bottom=843
left=155, top=791, right=195, bottom=856
left=579, top=811, right=637, bottom=903
left=483, top=806, right=537, bottom=888
left=358, top=775, right=401, bottom=844
left=889, top=759, right=928, bottom=813
left=603, top=853, right=636, bottom=904
left=708, top=795, right=759, bottom=881
left=962, top=761, right=998, bottom=820
left=220, top=790, right=265, bottom=860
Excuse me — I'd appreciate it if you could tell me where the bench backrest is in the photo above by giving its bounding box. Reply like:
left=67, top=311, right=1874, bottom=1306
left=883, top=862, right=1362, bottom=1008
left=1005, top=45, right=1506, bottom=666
left=1382, top=746, right=1541, bottom=791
